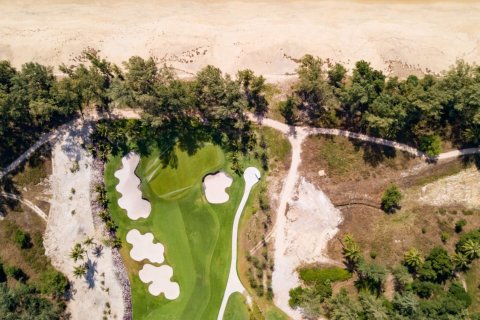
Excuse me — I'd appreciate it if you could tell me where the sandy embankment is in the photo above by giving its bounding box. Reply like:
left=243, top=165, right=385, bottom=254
left=0, top=1, right=479, bottom=79
left=44, top=121, right=124, bottom=320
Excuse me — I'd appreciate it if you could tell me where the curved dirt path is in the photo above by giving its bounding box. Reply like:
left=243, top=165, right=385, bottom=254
left=0, top=192, right=48, bottom=221
left=217, top=167, right=261, bottom=320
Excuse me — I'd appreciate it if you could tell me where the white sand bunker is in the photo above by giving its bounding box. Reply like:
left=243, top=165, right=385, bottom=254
left=114, top=152, right=151, bottom=220
left=126, top=229, right=165, bottom=264
left=139, top=264, right=180, bottom=300
left=203, top=171, right=233, bottom=204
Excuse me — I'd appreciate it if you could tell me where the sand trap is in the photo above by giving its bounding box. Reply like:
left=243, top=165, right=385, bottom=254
left=203, top=171, right=233, bottom=204
left=126, top=229, right=165, bottom=264
left=139, top=264, right=180, bottom=300
left=114, top=153, right=151, bottom=220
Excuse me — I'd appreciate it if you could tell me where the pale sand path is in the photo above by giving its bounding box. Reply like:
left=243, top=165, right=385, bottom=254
left=217, top=167, right=261, bottom=320
left=203, top=171, right=233, bottom=204
left=126, top=229, right=165, bottom=264
left=1, top=1, right=479, bottom=79
left=44, top=120, right=124, bottom=320
left=139, top=264, right=180, bottom=300
left=0, top=192, right=48, bottom=221
left=114, top=152, right=151, bottom=220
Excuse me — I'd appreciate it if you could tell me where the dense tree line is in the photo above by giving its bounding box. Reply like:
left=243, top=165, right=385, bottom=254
left=282, top=55, right=480, bottom=156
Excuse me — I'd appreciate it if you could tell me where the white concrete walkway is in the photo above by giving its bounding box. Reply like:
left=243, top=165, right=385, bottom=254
left=217, top=167, right=261, bottom=320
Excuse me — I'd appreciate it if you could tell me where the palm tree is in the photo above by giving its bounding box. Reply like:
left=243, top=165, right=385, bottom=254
left=83, top=236, right=95, bottom=248
left=460, top=239, right=480, bottom=260
left=69, top=243, right=86, bottom=262
left=403, top=248, right=423, bottom=271
left=73, top=264, right=87, bottom=279
left=452, top=253, right=469, bottom=271
left=342, top=234, right=361, bottom=267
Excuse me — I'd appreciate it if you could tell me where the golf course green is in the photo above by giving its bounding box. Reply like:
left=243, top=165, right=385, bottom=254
left=105, top=144, right=258, bottom=319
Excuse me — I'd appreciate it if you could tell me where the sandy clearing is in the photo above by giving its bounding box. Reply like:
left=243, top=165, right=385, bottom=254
left=114, top=152, right=151, bottom=220
left=44, top=120, right=124, bottom=320
left=203, top=171, right=233, bottom=204
left=0, top=1, right=479, bottom=79
left=217, top=167, right=261, bottom=320
left=126, top=229, right=165, bottom=264
left=138, top=264, right=180, bottom=300
left=418, top=166, right=480, bottom=209
left=274, top=178, right=343, bottom=319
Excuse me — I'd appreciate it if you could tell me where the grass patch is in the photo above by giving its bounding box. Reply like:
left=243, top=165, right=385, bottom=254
left=106, top=143, right=261, bottom=319
left=298, top=266, right=352, bottom=285
left=410, top=160, right=467, bottom=187
left=465, top=260, right=480, bottom=313
left=223, top=292, right=250, bottom=320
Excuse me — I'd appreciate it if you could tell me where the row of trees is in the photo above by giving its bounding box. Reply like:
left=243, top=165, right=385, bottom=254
left=281, top=55, right=480, bottom=156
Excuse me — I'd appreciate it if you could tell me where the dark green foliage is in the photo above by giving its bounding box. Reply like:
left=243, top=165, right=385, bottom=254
left=412, top=280, right=440, bottom=299
left=0, top=263, right=5, bottom=283
left=327, top=63, right=347, bottom=88
left=4, top=266, right=28, bottom=283
left=418, top=247, right=453, bottom=283
left=37, top=270, right=69, bottom=299
left=14, top=230, right=31, bottom=249
left=298, top=267, right=352, bottom=285
left=381, top=184, right=403, bottom=213
left=355, top=262, right=388, bottom=295
left=279, top=96, right=297, bottom=125
left=0, top=283, right=65, bottom=320
left=419, top=134, right=442, bottom=158
left=455, top=219, right=467, bottom=233
left=456, top=228, right=480, bottom=253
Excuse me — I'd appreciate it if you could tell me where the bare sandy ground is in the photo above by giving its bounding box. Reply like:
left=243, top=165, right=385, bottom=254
left=203, top=171, right=233, bottom=204
left=418, top=166, right=480, bottom=209
left=273, top=178, right=343, bottom=319
left=44, top=121, right=124, bottom=320
left=1, top=1, right=479, bottom=79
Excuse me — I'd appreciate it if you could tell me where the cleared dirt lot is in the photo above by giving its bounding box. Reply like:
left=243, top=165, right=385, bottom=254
left=1, top=0, right=479, bottom=79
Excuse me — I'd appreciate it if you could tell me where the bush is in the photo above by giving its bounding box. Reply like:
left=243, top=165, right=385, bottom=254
left=5, top=265, right=28, bottom=282
left=37, top=269, right=69, bottom=298
left=299, top=266, right=352, bottom=285
left=455, top=220, right=467, bottom=233
left=448, top=282, right=471, bottom=308
left=419, top=134, right=442, bottom=158
left=441, top=231, right=450, bottom=244
left=381, top=184, right=403, bottom=213
left=14, top=230, right=31, bottom=249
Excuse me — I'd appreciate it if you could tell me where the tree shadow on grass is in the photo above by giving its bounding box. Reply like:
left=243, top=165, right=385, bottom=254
left=461, top=154, right=480, bottom=171
left=350, top=140, right=398, bottom=167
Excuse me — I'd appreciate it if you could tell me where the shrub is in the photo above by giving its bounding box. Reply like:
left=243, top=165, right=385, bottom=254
left=37, top=269, right=69, bottom=298
left=419, top=134, right=442, bottom=158
left=448, top=282, right=471, bottom=308
left=381, top=184, right=403, bottom=213
left=5, top=266, right=28, bottom=282
left=441, top=231, right=450, bottom=244
left=14, top=230, right=31, bottom=249
left=455, top=220, right=467, bottom=233
left=298, top=266, right=352, bottom=285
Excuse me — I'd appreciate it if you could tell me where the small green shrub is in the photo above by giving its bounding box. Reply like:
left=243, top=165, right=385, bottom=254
left=14, top=230, right=31, bottom=249
left=455, top=220, right=467, bottom=233
left=381, top=184, right=403, bottom=213
left=441, top=232, right=450, bottom=244
left=5, top=265, right=28, bottom=282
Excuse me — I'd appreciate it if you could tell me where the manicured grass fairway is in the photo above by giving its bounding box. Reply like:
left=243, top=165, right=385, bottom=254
left=224, top=292, right=250, bottom=320
left=105, top=144, right=257, bottom=319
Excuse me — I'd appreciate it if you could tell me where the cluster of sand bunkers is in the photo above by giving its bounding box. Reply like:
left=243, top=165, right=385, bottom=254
left=114, top=153, right=179, bottom=299
left=114, top=152, right=240, bottom=300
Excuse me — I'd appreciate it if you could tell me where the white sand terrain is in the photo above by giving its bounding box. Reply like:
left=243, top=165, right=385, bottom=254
left=114, top=153, right=151, bottom=220
left=44, top=121, right=124, bottom=320
left=203, top=171, right=233, bottom=204
left=0, top=1, right=479, bottom=79
left=126, top=229, right=165, bottom=264
left=139, top=264, right=180, bottom=300
left=418, top=166, right=480, bottom=209
left=217, top=167, right=261, bottom=320
left=273, top=178, right=343, bottom=319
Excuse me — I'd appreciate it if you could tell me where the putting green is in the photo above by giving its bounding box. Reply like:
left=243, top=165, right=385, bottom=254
left=105, top=144, right=258, bottom=320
